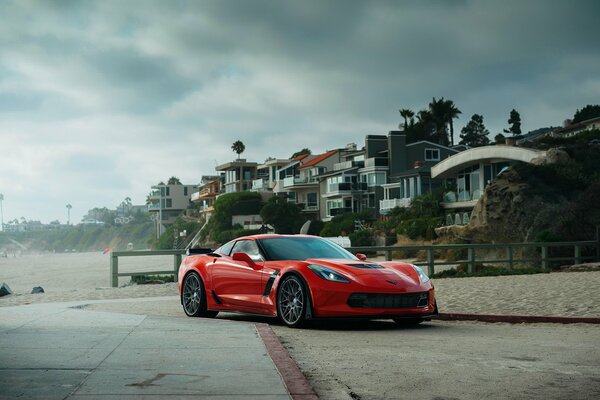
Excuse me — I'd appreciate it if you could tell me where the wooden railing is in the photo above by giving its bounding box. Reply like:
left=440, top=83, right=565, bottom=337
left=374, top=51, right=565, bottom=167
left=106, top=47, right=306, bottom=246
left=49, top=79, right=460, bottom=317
left=110, top=232, right=599, bottom=287
left=109, top=250, right=186, bottom=287
left=347, top=239, right=599, bottom=276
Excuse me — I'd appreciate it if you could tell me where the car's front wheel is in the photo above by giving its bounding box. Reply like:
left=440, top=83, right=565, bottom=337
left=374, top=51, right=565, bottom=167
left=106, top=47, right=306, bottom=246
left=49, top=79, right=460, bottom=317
left=277, top=275, right=308, bottom=328
left=182, top=272, right=218, bottom=318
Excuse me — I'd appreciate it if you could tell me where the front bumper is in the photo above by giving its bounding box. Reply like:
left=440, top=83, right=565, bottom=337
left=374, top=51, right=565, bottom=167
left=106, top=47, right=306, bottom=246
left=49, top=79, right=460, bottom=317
left=308, top=279, right=437, bottom=318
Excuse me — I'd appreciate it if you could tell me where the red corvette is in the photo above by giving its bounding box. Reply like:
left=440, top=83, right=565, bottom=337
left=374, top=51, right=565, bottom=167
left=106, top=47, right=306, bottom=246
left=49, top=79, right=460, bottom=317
left=178, top=234, right=437, bottom=328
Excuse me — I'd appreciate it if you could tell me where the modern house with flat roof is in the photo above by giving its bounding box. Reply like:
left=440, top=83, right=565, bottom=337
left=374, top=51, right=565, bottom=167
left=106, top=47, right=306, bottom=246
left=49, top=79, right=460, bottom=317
left=215, top=159, right=258, bottom=194
left=252, top=158, right=290, bottom=193
left=431, top=144, right=545, bottom=225
left=378, top=131, right=460, bottom=214
left=148, top=183, right=198, bottom=238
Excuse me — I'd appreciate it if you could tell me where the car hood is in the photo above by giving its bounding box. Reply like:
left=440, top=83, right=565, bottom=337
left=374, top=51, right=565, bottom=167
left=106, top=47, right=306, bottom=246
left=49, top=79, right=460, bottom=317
left=305, top=258, right=422, bottom=287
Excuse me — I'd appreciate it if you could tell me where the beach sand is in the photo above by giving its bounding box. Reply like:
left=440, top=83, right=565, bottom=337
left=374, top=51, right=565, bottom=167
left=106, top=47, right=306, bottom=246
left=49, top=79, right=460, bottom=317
left=1, top=252, right=599, bottom=318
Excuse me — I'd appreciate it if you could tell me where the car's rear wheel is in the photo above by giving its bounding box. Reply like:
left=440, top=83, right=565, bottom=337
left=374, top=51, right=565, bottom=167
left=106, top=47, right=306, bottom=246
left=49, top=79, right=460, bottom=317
left=182, top=272, right=218, bottom=318
left=277, top=275, right=308, bottom=328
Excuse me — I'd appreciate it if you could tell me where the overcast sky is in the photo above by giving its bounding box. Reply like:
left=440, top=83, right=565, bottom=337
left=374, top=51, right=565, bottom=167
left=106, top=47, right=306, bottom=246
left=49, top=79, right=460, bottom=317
left=0, top=0, right=599, bottom=224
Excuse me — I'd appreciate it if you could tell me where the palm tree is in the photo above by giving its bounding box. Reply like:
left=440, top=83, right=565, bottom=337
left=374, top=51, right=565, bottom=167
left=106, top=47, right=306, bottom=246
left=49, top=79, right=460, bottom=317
left=428, top=98, right=449, bottom=145
left=427, top=97, right=461, bottom=146
left=399, top=109, right=415, bottom=130
left=443, top=99, right=462, bottom=146
left=231, top=140, right=245, bottom=159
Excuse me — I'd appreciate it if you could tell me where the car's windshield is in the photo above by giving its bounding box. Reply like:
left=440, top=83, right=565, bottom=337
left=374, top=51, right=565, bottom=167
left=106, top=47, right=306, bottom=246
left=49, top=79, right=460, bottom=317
left=259, top=237, right=357, bottom=261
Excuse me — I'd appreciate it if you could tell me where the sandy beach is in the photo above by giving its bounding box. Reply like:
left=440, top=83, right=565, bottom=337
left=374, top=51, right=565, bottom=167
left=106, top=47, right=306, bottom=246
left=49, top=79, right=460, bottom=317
left=1, top=252, right=599, bottom=318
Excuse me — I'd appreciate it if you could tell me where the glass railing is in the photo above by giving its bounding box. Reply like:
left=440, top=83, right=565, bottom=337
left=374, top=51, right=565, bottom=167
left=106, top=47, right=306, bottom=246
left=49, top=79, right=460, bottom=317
left=327, top=182, right=368, bottom=192
left=443, top=190, right=483, bottom=203
left=379, top=198, right=412, bottom=210
left=364, top=157, right=388, bottom=168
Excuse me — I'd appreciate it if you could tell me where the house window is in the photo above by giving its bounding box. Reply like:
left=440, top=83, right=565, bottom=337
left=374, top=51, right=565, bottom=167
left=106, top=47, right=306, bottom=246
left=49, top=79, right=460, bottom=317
left=184, top=187, right=188, bottom=196
left=425, top=149, right=440, bottom=161
left=366, top=172, right=386, bottom=186
left=307, top=192, right=318, bottom=208
left=166, top=199, right=172, bottom=208
left=326, top=199, right=344, bottom=216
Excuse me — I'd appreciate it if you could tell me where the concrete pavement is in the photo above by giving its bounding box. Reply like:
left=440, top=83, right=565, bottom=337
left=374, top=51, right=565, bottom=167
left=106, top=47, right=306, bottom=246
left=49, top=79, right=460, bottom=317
left=0, top=302, right=295, bottom=399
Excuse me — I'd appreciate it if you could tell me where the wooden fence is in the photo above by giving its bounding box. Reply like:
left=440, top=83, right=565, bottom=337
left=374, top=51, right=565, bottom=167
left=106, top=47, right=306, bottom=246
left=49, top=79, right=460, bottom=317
left=348, top=239, right=599, bottom=276
left=110, top=233, right=600, bottom=287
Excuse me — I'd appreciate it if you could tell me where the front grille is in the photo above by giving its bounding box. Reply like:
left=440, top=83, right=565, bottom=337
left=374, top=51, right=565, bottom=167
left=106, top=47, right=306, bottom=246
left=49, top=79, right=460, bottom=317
left=347, top=292, right=428, bottom=309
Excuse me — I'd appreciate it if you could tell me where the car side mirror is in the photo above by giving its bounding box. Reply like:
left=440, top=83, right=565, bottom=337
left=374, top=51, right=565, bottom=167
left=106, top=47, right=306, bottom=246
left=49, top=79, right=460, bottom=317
left=232, top=252, right=262, bottom=270
left=356, top=253, right=367, bottom=261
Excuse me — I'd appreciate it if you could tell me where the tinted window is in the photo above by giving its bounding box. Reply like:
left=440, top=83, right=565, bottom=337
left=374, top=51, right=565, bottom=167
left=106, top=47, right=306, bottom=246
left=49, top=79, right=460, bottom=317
left=217, top=241, right=235, bottom=256
left=259, top=237, right=356, bottom=261
left=231, top=240, right=263, bottom=261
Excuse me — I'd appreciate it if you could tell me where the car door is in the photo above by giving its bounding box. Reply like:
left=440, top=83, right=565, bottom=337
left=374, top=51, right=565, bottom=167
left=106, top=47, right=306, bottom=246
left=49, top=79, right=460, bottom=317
left=210, top=239, right=268, bottom=311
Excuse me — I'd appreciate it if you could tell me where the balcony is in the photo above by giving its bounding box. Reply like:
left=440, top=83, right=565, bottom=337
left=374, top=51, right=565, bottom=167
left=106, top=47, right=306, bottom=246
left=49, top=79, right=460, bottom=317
left=296, top=202, right=319, bottom=212
left=326, top=182, right=368, bottom=194
left=379, top=198, right=412, bottom=212
left=333, top=160, right=365, bottom=171
left=252, top=178, right=269, bottom=191
left=364, top=157, right=388, bottom=168
left=283, top=176, right=319, bottom=188
left=440, top=190, right=482, bottom=209
left=329, top=207, right=352, bottom=216
left=148, top=203, right=160, bottom=211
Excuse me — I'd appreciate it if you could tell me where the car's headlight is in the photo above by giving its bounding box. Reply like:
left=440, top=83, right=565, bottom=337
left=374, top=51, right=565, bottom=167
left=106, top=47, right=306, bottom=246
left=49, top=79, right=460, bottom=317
left=308, top=264, right=350, bottom=283
left=412, top=265, right=430, bottom=284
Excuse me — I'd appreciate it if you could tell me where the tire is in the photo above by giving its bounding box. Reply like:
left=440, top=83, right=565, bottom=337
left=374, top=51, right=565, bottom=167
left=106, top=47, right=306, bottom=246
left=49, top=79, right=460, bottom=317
left=277, top=274, right=308, bottom=328
left=393, top=317, right=424, bottom=326
left=182, top=272, right=218, bottom=318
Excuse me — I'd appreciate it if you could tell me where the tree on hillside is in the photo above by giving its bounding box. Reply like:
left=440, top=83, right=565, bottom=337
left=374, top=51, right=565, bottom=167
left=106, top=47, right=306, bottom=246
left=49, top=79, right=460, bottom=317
left=504, top=109, right=522, bottom=136
left=399, top=108, right=415, bottom=130
left=572, top=105, right=600, bottom=123
left=291, top=148, right=311, bottom=159
left=260, top=196, right=304, bottom=234
left=231, top=140, right=245, bottom=159
left=459, top=114, right=491, bottom=147
left=167, top=176, right=182, bottom=185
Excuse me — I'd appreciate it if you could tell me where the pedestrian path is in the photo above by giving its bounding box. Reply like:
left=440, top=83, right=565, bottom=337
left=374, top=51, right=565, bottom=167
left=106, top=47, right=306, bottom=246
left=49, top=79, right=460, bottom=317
left=0, top=302, right=291, bottom=399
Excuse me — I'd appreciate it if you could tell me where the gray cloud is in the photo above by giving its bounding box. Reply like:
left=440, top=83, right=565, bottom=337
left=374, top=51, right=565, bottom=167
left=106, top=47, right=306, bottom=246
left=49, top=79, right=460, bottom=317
left=0, top=0, right=599, bottom=223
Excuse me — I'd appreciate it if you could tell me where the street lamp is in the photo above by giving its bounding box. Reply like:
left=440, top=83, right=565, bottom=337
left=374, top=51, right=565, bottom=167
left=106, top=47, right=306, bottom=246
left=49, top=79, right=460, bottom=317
left=66, top=204, right=72, bottom=225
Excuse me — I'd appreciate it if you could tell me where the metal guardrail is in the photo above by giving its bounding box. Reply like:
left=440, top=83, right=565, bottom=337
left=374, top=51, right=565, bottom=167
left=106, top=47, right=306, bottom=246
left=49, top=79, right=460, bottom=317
left=347, top=239, right=600, bottom=276
left=109, top=250, right=186, bottom=287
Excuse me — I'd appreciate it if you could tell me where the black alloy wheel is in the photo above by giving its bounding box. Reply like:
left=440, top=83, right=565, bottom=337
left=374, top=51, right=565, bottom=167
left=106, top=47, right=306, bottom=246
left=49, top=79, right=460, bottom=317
left=182, top=272, right=218, bottom=318
left=277, top=275, right=308, bottom=328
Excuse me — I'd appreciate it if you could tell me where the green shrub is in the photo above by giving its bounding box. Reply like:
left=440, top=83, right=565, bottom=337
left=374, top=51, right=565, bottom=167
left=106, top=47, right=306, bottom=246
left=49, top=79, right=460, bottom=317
left=349, top=230, right=374, bottom=247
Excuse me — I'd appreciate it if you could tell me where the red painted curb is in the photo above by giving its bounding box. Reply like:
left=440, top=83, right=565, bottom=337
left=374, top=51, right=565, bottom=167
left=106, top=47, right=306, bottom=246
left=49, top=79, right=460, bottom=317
left=256, top=323, right=318, bottom=400
left=438, top=313, right=600, bottom=324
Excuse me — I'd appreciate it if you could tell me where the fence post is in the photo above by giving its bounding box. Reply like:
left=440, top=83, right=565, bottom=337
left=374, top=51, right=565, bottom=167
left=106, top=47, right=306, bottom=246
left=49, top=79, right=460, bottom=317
left=596, top=225, right=600, bottom=261
left=574, top=245, right=581, bottom=265
left=541, top=246, right=548, bottom=270
left=385, top=249, right=392, bottom=261
left=507, top=246, right=513, bottom=270
left=174, top=253, right=182, bottom=275
left=467, top=247, right=475, bottom=274
left=427, top=248, right=434, bottom=276
left=110, top=253, right=119, bottom=288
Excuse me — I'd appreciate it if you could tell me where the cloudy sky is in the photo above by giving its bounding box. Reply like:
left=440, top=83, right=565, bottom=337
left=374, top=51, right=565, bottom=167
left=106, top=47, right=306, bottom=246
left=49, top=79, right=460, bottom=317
left=0, top=0, right=598, bottom=224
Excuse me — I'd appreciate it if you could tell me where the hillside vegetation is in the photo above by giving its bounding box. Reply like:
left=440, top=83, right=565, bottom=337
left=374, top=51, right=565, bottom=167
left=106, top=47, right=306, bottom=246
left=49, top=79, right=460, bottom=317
left=0, top=222, right=155, bottom=253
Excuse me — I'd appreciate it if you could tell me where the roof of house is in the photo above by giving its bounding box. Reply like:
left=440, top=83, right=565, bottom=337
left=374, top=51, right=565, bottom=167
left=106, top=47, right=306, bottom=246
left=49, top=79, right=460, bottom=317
left=300, top=149, right=338, bottom=168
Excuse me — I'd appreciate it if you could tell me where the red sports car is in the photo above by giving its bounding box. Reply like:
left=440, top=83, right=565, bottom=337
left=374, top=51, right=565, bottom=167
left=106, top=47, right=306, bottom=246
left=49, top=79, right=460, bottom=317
left=178, top=234, right=437, bottom=328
